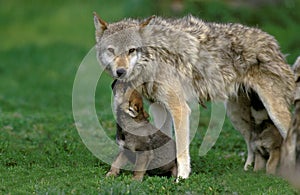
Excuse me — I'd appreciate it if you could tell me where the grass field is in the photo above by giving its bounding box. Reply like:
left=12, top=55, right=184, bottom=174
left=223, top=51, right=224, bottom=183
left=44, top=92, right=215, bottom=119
left=1, top=0, right=300, bottom=194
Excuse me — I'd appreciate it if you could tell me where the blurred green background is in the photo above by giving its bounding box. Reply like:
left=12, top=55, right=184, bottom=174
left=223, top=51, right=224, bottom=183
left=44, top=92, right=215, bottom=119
left=1, top=0, right=299, bottom=114
left=1, top=0, right=299, bottom=193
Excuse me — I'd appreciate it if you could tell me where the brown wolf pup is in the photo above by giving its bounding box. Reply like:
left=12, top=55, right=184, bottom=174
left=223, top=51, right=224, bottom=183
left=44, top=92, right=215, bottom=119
left=106, top=80, right=177, bottom=180
left=249, top=90, right=282, bottom=174
left=94, top=13, right=295, bottom=179
left=280, top=56, right=300, bottom=187
left=227, top=87, right=283, bottom=174
left=251, top=123, right=282, bottom=174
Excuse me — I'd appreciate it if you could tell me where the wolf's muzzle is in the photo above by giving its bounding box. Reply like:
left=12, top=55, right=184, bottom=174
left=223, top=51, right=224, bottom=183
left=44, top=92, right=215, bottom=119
left=116, top=68, right=127, bottom=78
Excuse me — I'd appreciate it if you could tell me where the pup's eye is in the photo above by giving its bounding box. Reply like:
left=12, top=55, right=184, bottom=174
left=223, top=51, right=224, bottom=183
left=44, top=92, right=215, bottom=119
left=107, top=47, right=115, bottom=54
left=128, top=48, right=136, bottom=54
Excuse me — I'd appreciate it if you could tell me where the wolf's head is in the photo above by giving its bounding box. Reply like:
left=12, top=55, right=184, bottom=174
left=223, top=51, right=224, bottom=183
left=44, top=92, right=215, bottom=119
left=94, top=12, right=154, bottom=81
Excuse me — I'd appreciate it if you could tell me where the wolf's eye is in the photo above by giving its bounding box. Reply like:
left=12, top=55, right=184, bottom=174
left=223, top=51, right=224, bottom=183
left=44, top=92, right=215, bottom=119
left=107, top=47, right=115, bottom=54
left=128, top=48, right=136, bottom=54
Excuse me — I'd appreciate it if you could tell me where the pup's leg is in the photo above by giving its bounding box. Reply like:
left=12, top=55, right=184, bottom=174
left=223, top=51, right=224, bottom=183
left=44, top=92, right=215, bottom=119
left=133, top=151, right=154, bottom=181
left=106, top=151, right=128, bottom=177
left=254, top=153, right=266, bottom=172
left=166, top=96, right=191, bottom=180
left=266, top=148, right=280, bottom=174
left=171, top=164, right=178, bottom=177
left=150, top=102, right=173, bottom=137
left=226, top=93, right=253, bottom=170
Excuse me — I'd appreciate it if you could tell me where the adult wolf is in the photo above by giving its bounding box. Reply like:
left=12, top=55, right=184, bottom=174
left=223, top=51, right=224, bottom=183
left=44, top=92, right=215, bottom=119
left=93, top=13, right=295, bottom=179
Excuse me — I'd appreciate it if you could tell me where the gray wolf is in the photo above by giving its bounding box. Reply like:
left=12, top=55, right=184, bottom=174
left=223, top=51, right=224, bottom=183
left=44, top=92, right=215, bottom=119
left=93, top=13, right=295, bottom=179
left=106, top=80, right=177, bottom=180
left=280, top=56, right=300, bottom=187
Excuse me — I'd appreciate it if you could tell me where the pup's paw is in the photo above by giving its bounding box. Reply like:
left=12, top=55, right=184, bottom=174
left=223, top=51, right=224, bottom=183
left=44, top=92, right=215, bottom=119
left=132, top=174, right=144, bottom=181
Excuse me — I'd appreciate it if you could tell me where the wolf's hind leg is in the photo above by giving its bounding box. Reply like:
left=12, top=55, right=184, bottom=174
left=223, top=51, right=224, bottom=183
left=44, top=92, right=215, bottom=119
left=226, top=91, right=253, bottom=170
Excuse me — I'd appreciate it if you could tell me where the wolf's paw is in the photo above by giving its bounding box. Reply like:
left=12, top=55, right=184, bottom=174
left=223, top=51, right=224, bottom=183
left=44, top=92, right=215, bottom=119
left=244, top=161, right=253, bottom=171
left=106, top=171, right=118, bottom=177
left=176, top=160, right=191, bottom=182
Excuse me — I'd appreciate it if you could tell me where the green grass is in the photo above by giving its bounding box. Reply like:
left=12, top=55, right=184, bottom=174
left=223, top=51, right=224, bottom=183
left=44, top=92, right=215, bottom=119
left=1, top=0, right=300, bottom=194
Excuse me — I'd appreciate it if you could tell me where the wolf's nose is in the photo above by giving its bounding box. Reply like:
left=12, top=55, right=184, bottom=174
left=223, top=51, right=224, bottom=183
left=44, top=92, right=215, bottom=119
left=116, top=69, right=126, bottom=77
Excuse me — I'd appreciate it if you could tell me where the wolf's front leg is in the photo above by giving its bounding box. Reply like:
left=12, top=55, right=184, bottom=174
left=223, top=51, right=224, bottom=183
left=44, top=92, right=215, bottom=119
left=166, top=95, right=191, bottom=180
left=150, top=102, right=173, bottom=137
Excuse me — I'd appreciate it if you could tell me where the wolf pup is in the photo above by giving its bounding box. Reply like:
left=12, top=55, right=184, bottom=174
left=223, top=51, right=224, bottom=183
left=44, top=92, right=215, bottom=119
left=107, top=80, right=177, bottom=181
left=281, top=56, right=300, bottom=181
left=251, top=123, right=282, bottom=174
left=249, top=90, right=282, bottom=174
left=94, top=13, right=295, bottom=179
left=227, top=87, right=283, bottom=174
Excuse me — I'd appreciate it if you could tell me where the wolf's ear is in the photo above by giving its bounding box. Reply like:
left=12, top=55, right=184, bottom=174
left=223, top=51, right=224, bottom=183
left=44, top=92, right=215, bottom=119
left=93, top=12, right=108, bottom=40
left=140, top=15, right=155, bottom=28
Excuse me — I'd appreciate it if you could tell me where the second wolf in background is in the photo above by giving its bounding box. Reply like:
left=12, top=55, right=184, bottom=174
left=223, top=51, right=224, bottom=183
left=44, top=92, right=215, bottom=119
left=280, top=57, right=300, bottom=187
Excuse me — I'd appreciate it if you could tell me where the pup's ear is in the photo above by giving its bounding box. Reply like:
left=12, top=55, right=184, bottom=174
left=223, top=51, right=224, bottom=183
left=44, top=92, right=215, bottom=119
left=140, top=15, right=155, bottom=28
left=93, top=12, right=108, bottom=41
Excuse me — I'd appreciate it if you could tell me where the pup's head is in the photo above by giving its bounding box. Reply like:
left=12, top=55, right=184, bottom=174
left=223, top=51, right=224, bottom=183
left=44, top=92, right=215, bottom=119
left=111, top=80, right=149, bottom=120
left=94, top=12, right=155, bottom=81
left=255, top=125, right=282, bottom=153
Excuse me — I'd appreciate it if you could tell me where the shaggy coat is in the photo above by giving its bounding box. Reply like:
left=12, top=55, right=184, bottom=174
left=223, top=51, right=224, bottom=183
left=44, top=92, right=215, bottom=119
left=94, top=14, right=295, bottom=179
left=281, top=57, right=300, bottom=186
